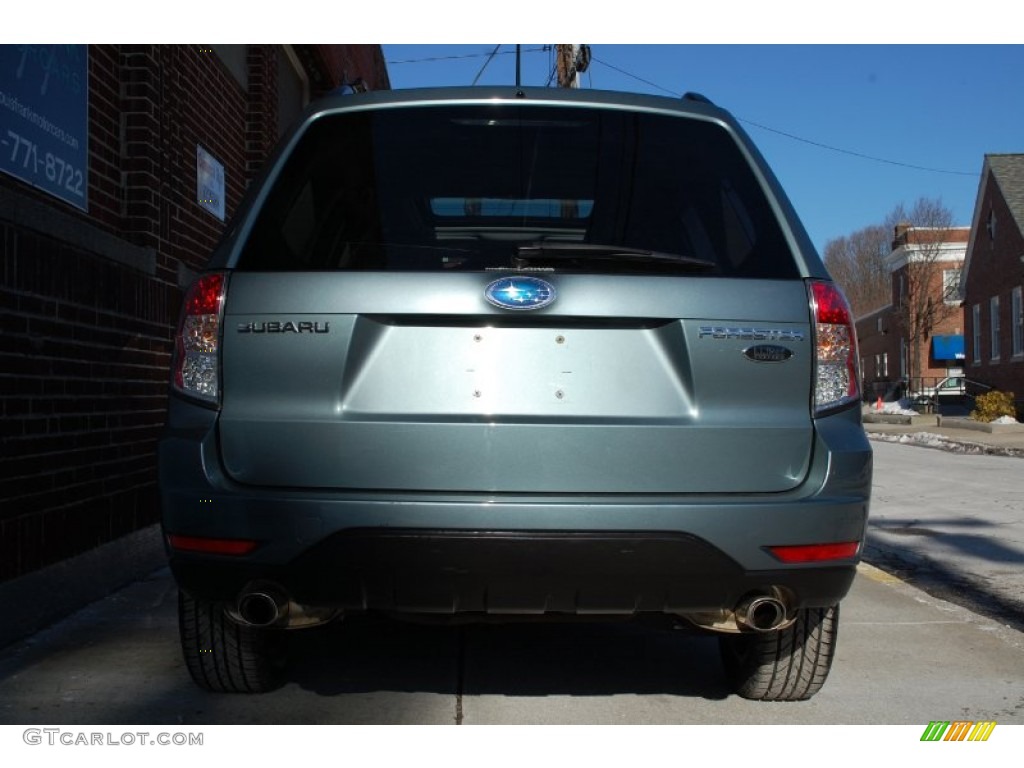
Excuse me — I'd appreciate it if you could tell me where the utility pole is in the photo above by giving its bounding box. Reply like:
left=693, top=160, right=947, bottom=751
left=555, top=44, right=591, bottom=88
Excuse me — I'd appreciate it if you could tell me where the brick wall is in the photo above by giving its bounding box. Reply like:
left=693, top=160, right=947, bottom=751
left=891, top=261, right=965, bottom=378
left=856, top=307, right=901, bottom=399
left=1, top=44, right=389, bottom=583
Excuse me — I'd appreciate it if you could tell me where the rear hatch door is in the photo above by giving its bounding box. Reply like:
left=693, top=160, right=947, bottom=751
left=218, top=272, right=813, bottom=493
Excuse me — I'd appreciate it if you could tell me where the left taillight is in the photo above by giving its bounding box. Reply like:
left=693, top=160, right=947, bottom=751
left=808, top=279, right=860, bottom=416
left=172, top=272, right=227, bottom=406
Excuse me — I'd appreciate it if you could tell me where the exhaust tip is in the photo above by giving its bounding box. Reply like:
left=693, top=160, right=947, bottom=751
left=735, top=594, right=788, bottom=632
left=237, top=587, right=288, bottom=627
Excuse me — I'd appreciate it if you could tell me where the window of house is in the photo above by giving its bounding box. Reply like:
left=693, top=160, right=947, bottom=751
left=972, top=304, right=982, bottom=364
left=990, top=296, right=1001, bottom=362
left=986, top=208, right=997, bottom=243
left=970, top=305, right=978, bottom=364
left=875, top=353, right=888, bottom=378
left=942, top=268, right=961, bottom=305
left=900, top=339, right=908, bottom=379
left=1013, top=286, right=1023, bottom=358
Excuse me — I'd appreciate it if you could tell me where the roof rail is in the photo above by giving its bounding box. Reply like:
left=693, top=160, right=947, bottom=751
left=682, top=91, right=714, bottom=105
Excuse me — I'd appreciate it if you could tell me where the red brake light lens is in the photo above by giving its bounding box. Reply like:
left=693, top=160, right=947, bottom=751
left=810, top=281, right=851, bottom=325
left=185, top=272, right=225, bottom=315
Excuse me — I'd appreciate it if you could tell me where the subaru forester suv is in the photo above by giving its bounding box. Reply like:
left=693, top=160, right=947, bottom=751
left=160, top=86, right=872, bottom=700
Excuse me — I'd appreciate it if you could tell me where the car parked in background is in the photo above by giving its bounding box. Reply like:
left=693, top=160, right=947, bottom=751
left=159, top=86, right=872, bottom=700
left=920, top=376, right=967, bottom=398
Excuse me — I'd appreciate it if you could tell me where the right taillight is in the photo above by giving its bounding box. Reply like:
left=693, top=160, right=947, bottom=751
left=808, top=280, right=860, bottom=415
left=172, top=272, right=226, bottom=406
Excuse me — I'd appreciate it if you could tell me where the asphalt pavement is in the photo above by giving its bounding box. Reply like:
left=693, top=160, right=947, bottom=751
left=865, top=439, right=1024, bottom=632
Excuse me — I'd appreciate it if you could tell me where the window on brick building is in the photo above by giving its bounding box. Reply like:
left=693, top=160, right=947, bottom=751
left=990, top=296, right=1001, bottom=362
left=942, top=268, right=961, bottom=305
left=972, top=304, right=981, bottom=364
left=1013, top=286, right=1023, bottom=358
left=875, top=353, right=888, bottom=378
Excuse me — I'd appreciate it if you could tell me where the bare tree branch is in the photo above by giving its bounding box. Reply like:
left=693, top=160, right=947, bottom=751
left=824, top=225, right=891, bottom=317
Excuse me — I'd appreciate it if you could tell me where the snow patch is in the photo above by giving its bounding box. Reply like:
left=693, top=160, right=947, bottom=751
left=895, top=432, right=949, bottom=449
left=871, top=400, right=919, bottom=416
left=869, top=430, right=1024, bottom=458
left=991, top=415, right=1019, bottom=425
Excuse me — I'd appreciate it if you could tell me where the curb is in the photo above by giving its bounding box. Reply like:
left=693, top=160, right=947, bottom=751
left=866, top=430, right=1024, bottom=458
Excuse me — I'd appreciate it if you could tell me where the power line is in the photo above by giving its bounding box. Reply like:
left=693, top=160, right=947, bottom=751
left=737, top=119, right=976, bottom=177
left=388, top=47, right=547, bottom=65
left=471, top=45, right=502, bottom=86
left=589, top=54, right=680, bottom=97
left=588, top=54, right=977, bottom=178
left=545, top=63, right=558, bottom=87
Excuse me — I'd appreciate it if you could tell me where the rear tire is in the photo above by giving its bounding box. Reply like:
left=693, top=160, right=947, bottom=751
left=718, top=604, right=839, bottom=701
left=178, top=590, right=285, bottom=693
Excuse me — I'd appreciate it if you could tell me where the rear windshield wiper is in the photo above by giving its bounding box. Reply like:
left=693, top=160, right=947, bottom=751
left=513, top=243, right=716, bottom=271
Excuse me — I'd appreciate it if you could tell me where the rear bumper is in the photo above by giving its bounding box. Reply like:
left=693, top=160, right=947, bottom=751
left=159, top=399, right=871, bottom=615
left=169, top=528, right=857, bottom=615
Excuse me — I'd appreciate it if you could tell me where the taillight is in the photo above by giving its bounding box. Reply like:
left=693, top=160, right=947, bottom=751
left=173, top=272, right=226, bottom=406
left=808, top=280, right=860, bottom=415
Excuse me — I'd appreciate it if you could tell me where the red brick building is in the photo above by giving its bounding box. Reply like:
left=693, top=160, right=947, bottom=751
left=960, top=154, right=1024, bottom=410
left=856, top=225, right=969, bottom=400
left=1, top=45, right=389, bottom=584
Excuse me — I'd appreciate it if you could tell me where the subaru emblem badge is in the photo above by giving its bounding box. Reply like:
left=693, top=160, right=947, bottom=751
left=743, top=344, right=794, bottom=363
left=484, top=276, right=557, bottom=310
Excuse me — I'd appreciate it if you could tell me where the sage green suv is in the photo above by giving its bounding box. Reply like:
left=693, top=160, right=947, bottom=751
left=160, top=86, right=872, bottom=700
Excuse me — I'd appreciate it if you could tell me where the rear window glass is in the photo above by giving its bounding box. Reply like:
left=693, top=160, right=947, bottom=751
left=236, top=104, right=797, bottom=278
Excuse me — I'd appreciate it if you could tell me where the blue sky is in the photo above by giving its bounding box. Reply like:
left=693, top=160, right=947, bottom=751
left=383, top=44, right=1024, bottom=254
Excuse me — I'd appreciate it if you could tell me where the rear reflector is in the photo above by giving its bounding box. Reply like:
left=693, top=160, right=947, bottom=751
left=767, top=542, right=860, bottom=563
left=808, top=280, right=860, bottom=415
left=173, top=272, right=226, bottom=405
left=167, top=534, right=259, bottom=556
